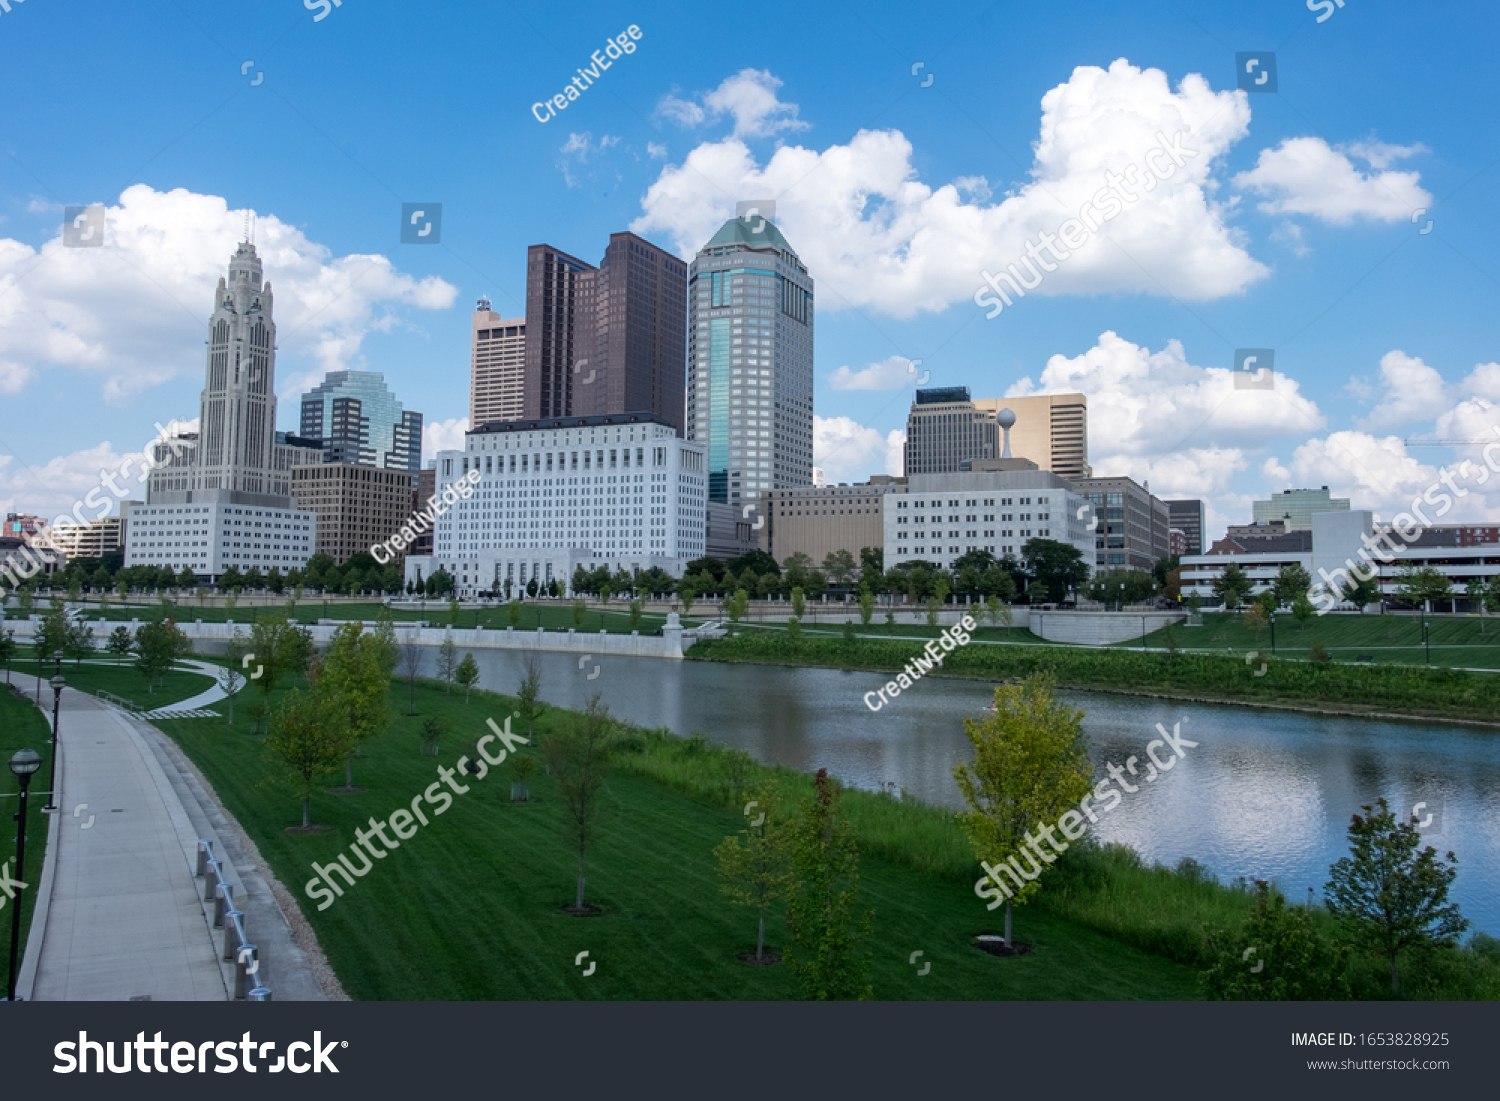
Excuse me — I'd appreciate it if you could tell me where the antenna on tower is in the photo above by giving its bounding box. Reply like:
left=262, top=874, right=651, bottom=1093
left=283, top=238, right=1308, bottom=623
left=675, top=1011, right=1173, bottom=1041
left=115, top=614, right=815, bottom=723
left=242, top=211, right=249, bottom=243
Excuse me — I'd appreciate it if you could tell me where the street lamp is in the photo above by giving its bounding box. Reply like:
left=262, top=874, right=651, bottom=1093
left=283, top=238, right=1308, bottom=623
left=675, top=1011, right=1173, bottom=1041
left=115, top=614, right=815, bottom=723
left=52, top=649, right=62, bottom=677
left=1118, top=582, right=1126, bottom=613
left=1269, top=610, right=1277, bottom=655
left=44, top=674, right=65, bottom=811
left=7, top=747, right=42, bottom=1002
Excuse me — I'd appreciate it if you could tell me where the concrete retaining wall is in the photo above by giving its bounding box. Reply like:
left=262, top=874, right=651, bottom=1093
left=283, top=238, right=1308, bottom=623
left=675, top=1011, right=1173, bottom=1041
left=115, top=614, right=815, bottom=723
left=1029, top=611, right=1185, bottom=647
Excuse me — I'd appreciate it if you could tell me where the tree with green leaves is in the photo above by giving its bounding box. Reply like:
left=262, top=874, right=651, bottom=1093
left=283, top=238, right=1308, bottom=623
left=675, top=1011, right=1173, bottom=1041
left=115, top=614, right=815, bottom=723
left=514, top=646, right=547, bottom=740
left=857, top=586, right=875, bottom=627
left=0, top=630, right=16, bottom=684
left=726, top=590, right=748, bottom=631
left=924, top=594, right=941, bottom=628
left=398, top=629, right=424, bottom=716
left=1325, top=798, right=1469, bottom=992
left=714, top=780, right=794, bottom=963
left=1243, top=600, right=1269, bottom=646
left=246, top=613, right=297, bottom=731
left=1272, top=562, right=1313, bottom=609
left=628, top=598, right=645, bottom=632
left=267, top=689, right=349, bottom=829
left=1085, top=567, right=1156, bottom=607
left=316, top=621, right=394, bottom=790
left=63, top=620, right=94, bottom=666
left=1342, top=570, right=1381, bottom=609
left=1397, top=564, right=1453, bottom=614
left=790, top=586, right=805, bottom=620
left=1201, top=881, right=1351, bottom=1000
left=509, top=599, right=524, bottom=628
left=372, top=605, right=400, bottom=677
left=546, top=692, right=615, bottom=911
left=436, top=629, right=458, bottom=694
left=1292, top=592, right=1316, bottom=629
left=1212, top=562, right=1254, bottom=609
left=784, top=769, right=872, bottom=999
left=106, top=625, right=133, bottom=664
left=133, top=616, right=184, bottom=695
left=219, top=630, right=247, bottom=724
left=599, top=583, right=612, bottom=606
left=1020, top=538, right=1089, bottom=603
left=36, top=599, right=70, bottom=665
left=455, top=652, right=480, bottom=703
left=953, top=674, right=1092, bottom=948
left=820, top=549, right=856, bottom=587
left=679, top=582, right=696, bottom=616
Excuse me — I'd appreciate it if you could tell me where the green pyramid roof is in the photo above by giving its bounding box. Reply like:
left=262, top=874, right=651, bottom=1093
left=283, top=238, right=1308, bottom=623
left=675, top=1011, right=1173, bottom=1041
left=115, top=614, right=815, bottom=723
left=703, top=216, right=796, bottom=253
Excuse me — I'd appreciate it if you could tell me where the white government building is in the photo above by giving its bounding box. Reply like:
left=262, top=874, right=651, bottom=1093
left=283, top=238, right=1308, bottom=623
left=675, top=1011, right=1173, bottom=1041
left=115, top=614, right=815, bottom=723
left=406, top=413, right=708, bottom=598
left=124, top=241, right=320, bottom=580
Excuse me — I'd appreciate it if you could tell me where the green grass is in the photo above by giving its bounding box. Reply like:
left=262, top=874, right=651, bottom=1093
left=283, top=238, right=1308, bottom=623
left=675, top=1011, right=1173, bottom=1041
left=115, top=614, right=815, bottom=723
left=13, top=650, right=212, bottom=710
left=689, top=632, right=1500, bottom=725
left=1, top=679, right=55, bottom=994
left=146, top=673, right=1200, bottom=1000
left=1130, top=609, right=1500, bottom=671
left=63, top=598, right=703, bottom=635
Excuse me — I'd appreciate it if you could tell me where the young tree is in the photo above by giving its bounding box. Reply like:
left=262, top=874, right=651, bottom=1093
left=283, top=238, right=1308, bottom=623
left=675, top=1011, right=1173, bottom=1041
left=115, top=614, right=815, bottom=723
left=0, top=630, right=15, bottom=684
left=599, top=583, right=612, bottom=606
left=63, top=620, right=94, bottom=666
left=267, top=689, right=349, bottom=828
left=455, top=652, right=480, bottom=703
left=1397, top=564, right=1453, bottom=613
left=679, top=582, right=696, bottom=616
left=448, top=597, right=461, bottom=626
left=858, top=586, right=875, bottom=627
left=1201, top=881, right=1351, bottom=1000
left=790, top=586, right=805, bottom=620
left=1292, top=591, right=1316, bottom=629
left=317, top=622, right=394, bottom=790
left=1273, top=562, right=1313, bottom=609
left=435, top=629, right=459, bottom=694
left=398, top=629, right=424, bottom=716
left=952, top=674, right=1093, bottom=947
left=133, top=617, right=183, bottom=694
left=1243, top=601, right=1270, bottom=647
left=218, top=629, right=247, bottom=724
left=107, top=625, right=133, bottom=664
left=546, top=693, right=616, bottom=911
left=628, top=598, right=645, bottom=632
left=514, top=646, right=547, bottom=740
left=1212, top=562, right=1254, bottom=609
left=714, top=780, right=794, bottom=962
left=372, top=605, right=400, bottom=677
left=569, top=599, right=585, bottom=629
left=784, top=769, right=873, bottom=999
left=1324, top=798, right=1469, bottom=992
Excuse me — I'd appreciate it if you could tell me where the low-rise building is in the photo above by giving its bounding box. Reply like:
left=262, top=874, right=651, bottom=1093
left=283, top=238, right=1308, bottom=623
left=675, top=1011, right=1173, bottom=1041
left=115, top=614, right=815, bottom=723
left=1073, top=475, right=1170, bottom=572
left=290, top=462, right=415, bottom=566
left=758, top=475, right=906, bottom=566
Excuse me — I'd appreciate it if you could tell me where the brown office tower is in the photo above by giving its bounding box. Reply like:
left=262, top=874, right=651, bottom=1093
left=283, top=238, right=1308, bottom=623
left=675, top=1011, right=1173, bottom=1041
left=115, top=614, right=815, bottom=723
left=580, top=232, right=687, bottom=433
left=523, top=245, right=596, bottom=421
left=522, top=234, right=687, bottom=434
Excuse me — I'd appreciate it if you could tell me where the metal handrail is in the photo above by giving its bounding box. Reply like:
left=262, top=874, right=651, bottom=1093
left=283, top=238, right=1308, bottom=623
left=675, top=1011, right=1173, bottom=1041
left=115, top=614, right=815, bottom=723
left=196, top=839, right=269, bottom=1001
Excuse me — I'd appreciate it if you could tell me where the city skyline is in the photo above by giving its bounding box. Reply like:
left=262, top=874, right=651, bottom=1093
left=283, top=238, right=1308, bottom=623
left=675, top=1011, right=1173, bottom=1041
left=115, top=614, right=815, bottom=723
left=3, top=0, right=1499, bottom=551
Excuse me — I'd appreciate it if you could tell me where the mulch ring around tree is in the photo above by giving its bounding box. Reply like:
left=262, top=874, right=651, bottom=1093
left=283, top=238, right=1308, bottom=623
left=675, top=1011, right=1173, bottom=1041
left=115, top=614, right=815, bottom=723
left=284, top=824, right=334, bottom=834
left=562, top=904, right=605, bottom=916
left=736, top=951, right=782, bottom=966
left=974, top=935, right=1033, bottom=958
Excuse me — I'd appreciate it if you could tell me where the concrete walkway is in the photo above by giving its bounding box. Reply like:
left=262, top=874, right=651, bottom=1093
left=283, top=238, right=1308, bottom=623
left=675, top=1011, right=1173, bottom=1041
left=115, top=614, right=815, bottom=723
left=28, top=688, right=227, bottom=1001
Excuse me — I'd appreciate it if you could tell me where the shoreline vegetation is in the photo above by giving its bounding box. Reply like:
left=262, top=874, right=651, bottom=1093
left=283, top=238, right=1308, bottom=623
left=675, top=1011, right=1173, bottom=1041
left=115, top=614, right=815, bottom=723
left=687, top=633, right=1500, bottom=727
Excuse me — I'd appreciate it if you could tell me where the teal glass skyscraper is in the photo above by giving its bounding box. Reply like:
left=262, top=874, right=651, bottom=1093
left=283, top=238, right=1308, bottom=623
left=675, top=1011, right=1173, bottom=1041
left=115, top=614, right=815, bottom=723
left=685, top=214, right=814, bottom=505
left=299, top=370, right=422, bottom=473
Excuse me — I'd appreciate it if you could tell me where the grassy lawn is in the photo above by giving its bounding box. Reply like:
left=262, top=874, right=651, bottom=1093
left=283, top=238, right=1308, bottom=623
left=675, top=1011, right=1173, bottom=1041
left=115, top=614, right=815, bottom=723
left=60, top=599, right=704, bottom=636
left=1, top=681, right=55, bottom=992
left=1125, top=610, right=1500, bottom=671
left=150, top=674, right=1200, bottom=1000
left=13, top=648, right=214, bottom=710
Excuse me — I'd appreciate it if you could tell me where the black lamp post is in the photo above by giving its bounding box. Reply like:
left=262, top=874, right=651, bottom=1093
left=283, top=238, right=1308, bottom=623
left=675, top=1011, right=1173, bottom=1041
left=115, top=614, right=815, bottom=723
left=44, top=675, right=64, bottom=812
left=7, top=747, right=42, bottom=1002
left=1422, top=607, right=1431, bottom=664
left=1270, top=610, right=1277, bottom=655
left=52, top=649, right=62, bottom=677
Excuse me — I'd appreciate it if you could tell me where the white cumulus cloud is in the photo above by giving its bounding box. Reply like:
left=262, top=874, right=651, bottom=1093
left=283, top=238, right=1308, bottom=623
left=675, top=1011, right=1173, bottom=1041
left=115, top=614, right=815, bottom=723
left=1233, top=136, right=1431, bottom=224
left=827, top=355, right=921, bottom=391
left=656, top=70, right=808, bottom=140
left=633, top=59, right=1268, bottom=318
left=813, top=416, right=904, bottom=483
left=422, top=417, right=469, bottom=464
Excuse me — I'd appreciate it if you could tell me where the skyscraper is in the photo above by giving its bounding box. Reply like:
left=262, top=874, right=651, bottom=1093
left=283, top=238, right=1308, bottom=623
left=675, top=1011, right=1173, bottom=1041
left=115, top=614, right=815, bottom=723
left=127, top=241, right=318, bottom=580
left=469, top=297, right=526, bottom=427
left=299, top=369, right=423, bottom=473
left=904, top=387, right=1000, bottom=475
left=521, top=234, right=687, bottom=432
left=686, top=214, right=814, bottom=504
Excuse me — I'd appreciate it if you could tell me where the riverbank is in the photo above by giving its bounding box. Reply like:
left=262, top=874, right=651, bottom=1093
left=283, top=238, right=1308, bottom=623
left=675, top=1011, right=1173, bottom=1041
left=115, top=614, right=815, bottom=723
left=686, top=634, right=1500, bottom=727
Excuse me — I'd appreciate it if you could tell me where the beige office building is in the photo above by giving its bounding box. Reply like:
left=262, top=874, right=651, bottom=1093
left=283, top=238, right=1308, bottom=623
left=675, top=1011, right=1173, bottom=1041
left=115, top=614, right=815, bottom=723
left=759, top=476, right=906, bottom=568
left=290, top=463, right=414, bottom=565
left=46, top=516, right=125, bottom=559
left=972, top=393, right=1090, bottom=480
left=470, top=297, right=527, bottom=428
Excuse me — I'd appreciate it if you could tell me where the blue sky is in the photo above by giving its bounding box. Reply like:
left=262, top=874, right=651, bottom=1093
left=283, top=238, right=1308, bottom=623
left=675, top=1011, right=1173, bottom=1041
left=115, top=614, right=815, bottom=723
left=3, top=0, right=1497, bottom=539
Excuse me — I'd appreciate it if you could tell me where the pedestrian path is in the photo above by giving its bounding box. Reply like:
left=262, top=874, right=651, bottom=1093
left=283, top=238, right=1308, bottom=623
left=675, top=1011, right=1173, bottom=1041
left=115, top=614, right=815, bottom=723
left=67, top=657, right=242, bottom=719
left=27, top=688, right=228, bottom=1001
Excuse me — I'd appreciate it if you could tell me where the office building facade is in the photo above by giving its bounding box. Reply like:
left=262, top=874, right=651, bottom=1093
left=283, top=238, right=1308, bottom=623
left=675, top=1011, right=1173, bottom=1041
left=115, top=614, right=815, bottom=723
left=290, top=463, right=414, bottom=566
left=884, top=469, right=1093, bottom=573
left=407, top=413, right=707, bottom=599
left=1165, top=499, right=1206, bottom=556
left=759, top=476, right=906, bottom=567
left=299, top=369, right=422, bottom=473
left=1074, top=475, right=1171, bottom=572
left=1253, top=486, right=1351, bottom=531
left=972, top=394, right=1090, bottom=479
left=470, top=298, right=526, bottom=427
left=686, top=215, right=815, bottom=505
left=904, top=388, right=1000, bottom=475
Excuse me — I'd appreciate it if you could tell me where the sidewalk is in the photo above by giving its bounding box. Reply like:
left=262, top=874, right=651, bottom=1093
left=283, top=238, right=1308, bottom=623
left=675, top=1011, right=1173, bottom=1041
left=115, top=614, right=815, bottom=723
left=27, top=688, right=226, bottom=1000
